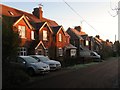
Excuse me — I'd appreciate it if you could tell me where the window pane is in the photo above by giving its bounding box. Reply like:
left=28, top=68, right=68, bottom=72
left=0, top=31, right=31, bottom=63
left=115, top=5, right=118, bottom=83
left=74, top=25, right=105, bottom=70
left=22, top=26, right=25, bottom=38
left=59, top=48, right=63, bottom=56
left=31, top=31, right=34, bottom=40
left=86, top=40, right=89, bottom=46
left=18, top=25, right=26, bottom=38
left=59, top=33, right=62, bottom=42
left=43, top=30, right=47, bottom=40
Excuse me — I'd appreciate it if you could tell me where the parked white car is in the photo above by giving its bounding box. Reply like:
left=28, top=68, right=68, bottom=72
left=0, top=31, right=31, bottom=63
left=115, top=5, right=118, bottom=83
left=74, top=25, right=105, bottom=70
left=30, top=55, right=61, bottom=70
left=14, top=56, right=50, bottom=76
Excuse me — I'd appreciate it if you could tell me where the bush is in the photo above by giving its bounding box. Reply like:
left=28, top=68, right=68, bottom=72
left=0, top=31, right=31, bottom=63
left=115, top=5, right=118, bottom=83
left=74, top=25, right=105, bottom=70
left=62, top=56, right=87, bottom=67
left=2, top=62, right=30, bottom=88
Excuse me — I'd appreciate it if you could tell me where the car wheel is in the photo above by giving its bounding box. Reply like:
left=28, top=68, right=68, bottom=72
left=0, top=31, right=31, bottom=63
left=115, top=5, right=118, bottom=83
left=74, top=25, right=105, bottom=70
left=27, top=68, right=35, bottom=76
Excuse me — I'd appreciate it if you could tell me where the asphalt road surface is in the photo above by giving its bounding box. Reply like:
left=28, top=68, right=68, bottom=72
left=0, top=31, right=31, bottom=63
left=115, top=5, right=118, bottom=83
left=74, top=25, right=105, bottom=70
left=21, top=57, right=119, bottom=88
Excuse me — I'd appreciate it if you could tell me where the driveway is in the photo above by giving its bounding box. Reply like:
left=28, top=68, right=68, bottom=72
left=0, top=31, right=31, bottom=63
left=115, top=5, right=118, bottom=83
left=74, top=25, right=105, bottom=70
left=20, top=57, right=119, bottom=88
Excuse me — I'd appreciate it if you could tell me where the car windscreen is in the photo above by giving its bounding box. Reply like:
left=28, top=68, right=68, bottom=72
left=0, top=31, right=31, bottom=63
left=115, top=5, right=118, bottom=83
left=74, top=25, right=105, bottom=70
left=23, top=57, right=38, bottom=63
left=38, top=56, right=50, bottom=62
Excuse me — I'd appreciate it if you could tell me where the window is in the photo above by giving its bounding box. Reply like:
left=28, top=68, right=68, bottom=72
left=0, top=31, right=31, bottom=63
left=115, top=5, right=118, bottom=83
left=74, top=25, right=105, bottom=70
left=58, top=48, right=63, bottom=56
left=8, top=11, right=14, bottom=16
left=71, top=49, right=76, bottom=57
left=18, top=47, right=27, bottom=56
left=18, top=25, right=26, bottom=38
left=45, top=49, right=48, bottom=56
left=43, top=30, right=47, bottom=41
left=59, top=33, right=62, bottom=42
left=31, top=31, right=35, bottom=40
left=86, top=40, right=89, bottom=46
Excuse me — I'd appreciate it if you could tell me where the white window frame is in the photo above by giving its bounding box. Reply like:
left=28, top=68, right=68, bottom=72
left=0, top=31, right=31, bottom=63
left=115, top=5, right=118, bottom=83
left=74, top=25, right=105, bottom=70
left=71, top=49, right=76, bottom=57
left=86, top=40, right=89, bottom=46
left=31, top=31, right=35, bottom=40
left=43, top=30, right=47, bottom=41
left=18, top=47, right=27, bottom=56
left=59, top=33, right=62, bottom=42
left=58, top=48, right=63, bottom=56
left=18, top=25, right=26, bottom=38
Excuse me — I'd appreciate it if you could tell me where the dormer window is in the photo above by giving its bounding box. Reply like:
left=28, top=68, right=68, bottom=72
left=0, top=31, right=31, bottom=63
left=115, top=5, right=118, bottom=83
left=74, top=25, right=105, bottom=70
left=59, top=33, right=62, bottom=42
left=43, top=30, right=47, bottom=41
left=8, top=11, right=14, bottom=16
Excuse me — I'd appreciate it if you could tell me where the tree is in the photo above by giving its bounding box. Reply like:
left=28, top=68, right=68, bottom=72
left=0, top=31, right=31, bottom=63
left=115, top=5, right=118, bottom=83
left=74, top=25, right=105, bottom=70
left=99, top=41, right=113, bottom=59
left=2, top=16, right=20, bottom=63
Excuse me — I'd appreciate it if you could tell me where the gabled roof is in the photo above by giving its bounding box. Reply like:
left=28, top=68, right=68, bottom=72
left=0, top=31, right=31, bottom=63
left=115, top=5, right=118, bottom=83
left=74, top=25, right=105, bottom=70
left=71, top=27, right=87, bottom=36
left=35, top=22, right=45, bottom=30
left=35, top=41, right=46, bottom=50
left=13, top=15, right=34, bottom=30
left=51, top=26, right=65, bottom=35
left=66, top=27, right=83, bottom=40
left=35, top=22, right=53, bottom=33
left=51, top=26, right=61, bottom=34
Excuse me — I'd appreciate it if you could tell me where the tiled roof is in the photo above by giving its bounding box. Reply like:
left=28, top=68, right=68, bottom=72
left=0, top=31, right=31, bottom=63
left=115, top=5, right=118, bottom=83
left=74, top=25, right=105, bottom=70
left=94, top=37, right=104, bottom=44
left=51, top=26, right=61, bottom=35
left=42, top=17, right=58, bottom=27
left=106, top=42, right=113, bottom=47
left=35, top=22, right=46, bottom=30
left=67, top=28, right=83, bottom=40
left=71, top=28, right=87, bottom=36
left=1, top=4, right=59, bottom=27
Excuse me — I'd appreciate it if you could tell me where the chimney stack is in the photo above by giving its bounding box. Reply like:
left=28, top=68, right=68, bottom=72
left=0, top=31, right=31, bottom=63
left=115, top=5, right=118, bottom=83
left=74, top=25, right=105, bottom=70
left=95, top=35, right=100, bottom=39
left=74, top=26, right=82, bottom=32
left=32, top=4, right=43, bottom=20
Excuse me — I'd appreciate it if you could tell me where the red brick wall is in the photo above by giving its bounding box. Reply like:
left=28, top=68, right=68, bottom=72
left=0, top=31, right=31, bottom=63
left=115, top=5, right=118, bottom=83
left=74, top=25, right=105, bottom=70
left=39, top=27, right=53, bottom=48
left=14, top=18, right=33, bottom=46
left=56, top=29, right=66, bottom=48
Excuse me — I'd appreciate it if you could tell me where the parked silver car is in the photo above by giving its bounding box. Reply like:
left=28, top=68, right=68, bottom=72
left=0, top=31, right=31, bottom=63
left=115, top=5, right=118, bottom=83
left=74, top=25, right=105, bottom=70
left=13, top=56, right=50, bottom=76
left=30, top=55, right=61, bottom=70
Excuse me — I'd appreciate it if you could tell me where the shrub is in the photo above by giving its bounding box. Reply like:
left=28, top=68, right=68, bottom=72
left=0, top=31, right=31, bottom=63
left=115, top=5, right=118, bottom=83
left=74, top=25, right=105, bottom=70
left=2, top=62, right=30, bottom=88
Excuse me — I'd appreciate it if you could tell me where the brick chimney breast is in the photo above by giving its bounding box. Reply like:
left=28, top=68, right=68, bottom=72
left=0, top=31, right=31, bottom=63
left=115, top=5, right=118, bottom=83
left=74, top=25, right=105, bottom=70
left=32, top=6, right=43, bottom=20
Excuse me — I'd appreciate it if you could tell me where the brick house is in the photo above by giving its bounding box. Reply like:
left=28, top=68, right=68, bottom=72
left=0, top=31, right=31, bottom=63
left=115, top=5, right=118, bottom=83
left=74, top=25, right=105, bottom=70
left=51, top=26, right=77, bottom=60
left=1, top=4, right=76, bottom=60
left=66, top=27, right=83, bottom=56
left=66, top=26, right=103, bottom=57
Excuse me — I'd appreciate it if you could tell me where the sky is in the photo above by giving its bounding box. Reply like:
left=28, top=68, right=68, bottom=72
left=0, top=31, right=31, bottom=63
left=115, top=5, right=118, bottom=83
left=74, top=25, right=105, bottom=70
left=1, top=0, right=119, bottom=43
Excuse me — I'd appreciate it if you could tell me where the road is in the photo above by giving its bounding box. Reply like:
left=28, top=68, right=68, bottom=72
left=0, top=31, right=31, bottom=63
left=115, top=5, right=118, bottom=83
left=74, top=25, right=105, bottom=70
left=21, top=57, right=119, bottom=88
